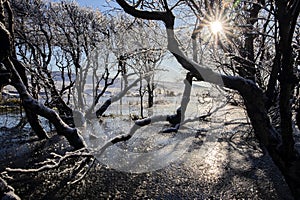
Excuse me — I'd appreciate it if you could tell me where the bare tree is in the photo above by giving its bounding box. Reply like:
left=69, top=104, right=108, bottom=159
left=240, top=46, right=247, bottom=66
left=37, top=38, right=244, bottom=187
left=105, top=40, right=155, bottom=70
left=0, top=0, right=84, bottom=148
left=12, top=0, right=76, bottom=125
left=115, top=0, right=300, bottom=197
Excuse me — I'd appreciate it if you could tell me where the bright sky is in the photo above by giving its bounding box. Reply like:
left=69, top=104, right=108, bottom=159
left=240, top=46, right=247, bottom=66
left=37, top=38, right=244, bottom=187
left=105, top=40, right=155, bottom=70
left=74, top=0, right=108, bottom=10
left=49, top=0, right=110, bottom=10
left=47, top=0, right=189, bottom=83
left=76, top=0, right=105, bottom=8
left=70, top=0, right=121, bottom=12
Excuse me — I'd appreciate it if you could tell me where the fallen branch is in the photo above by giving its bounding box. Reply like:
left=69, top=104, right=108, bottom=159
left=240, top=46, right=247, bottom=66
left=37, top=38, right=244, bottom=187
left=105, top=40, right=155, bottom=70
left=5, top=148, right=92, bottom=173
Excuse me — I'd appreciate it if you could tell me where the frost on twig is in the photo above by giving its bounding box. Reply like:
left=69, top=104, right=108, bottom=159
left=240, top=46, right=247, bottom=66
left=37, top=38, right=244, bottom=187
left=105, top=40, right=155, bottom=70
left=90, top=74, right=232, bottom=155
left=5, top=148, right=92, bottom=173
left=5, top=148, right=95, bottom=185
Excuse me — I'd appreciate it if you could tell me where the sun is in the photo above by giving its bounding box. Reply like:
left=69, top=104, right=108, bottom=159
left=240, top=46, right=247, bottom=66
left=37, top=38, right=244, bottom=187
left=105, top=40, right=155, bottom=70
left=195, top=6, right=237, bottom=51
left=210, top=20, right=223, bottom=35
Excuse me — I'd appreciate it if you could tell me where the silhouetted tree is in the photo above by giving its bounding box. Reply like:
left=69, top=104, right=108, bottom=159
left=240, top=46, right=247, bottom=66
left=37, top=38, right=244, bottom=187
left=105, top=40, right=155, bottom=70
left=0, top=0, right=84, bottom=149
left=115, top=0, right=300, bottom=197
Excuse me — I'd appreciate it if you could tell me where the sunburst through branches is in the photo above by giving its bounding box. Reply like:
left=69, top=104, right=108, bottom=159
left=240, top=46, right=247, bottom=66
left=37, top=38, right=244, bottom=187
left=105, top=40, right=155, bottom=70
left=194, top=4, right=240, bottom=53
left=210, top=20, right=223, bottom=35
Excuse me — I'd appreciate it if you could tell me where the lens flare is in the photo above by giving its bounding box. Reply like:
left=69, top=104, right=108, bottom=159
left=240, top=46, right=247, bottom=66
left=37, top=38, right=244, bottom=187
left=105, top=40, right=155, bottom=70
left=210, top=20, right=223, bottom=34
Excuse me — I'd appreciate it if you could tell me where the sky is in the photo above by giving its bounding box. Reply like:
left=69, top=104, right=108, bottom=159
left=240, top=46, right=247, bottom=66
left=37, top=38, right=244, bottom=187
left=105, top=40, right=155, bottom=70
left=76, top=0, right=105, bottom=8
left=48, top=0, right=112, bottom=10
left=64, top=0, right=121, bottom=12
left=47, top=0, right=189, bottom=83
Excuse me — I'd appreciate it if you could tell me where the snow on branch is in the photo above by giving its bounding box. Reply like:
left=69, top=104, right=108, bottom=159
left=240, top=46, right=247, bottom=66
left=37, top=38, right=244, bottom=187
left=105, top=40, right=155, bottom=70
left=5, top=148, right=92, bottom=173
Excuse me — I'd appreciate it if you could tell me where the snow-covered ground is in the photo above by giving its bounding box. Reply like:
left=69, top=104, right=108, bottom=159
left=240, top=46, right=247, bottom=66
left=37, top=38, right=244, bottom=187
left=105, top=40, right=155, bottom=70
left=0, top=102, right=292, bottom=199
left=0, top=78, right=294, bottom=199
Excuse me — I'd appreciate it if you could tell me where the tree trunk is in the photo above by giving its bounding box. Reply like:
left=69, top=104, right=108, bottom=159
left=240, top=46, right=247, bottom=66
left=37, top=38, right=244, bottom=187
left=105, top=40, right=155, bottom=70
left=139, top=78, right=144, bottom=118
left=116, top=0, right=300, bottom=196
left=4, top=58, right=85, bottom=149
left=276, top=2, right=297, bottom=160
left=147, top=82, right=154, bottom=108
left=24, top=107, right=49, bottom=139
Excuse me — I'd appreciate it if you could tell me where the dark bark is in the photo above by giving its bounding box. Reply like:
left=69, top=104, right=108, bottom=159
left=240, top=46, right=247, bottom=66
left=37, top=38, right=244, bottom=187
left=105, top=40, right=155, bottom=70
left=297, top=111, right=300, bottom=131
left=147, top=82, right=154, bottom=108
left=115, top=0, right=272, bottom=141
left=114, top=0, right=293, bottom=155
left=0, top=177, right=20, bottom=200
left=265, top=44, right=280, bottom=109
left=1, top=0, right=28, bottom=88
left=4, top=58, right=85, bottom=149
left=95, top=99, right=112, bottom=118
left=139, top=78, right=144, bottom=118
left=0, top=70, right=10, bottom=88
left=0, top=4, right=84, bottom=148
left=95, top=69, right=121, bottom=106
left=95, top=78, right=141, bottom=118
left=0, top=22, right=10, bottom=61
left=116, top=0, right=300, bottom=197
left=276, top=0, right=299, bottom=160
left=24, top=107, right=49, bottom=139
left=241, top=2, right=261, bottom=82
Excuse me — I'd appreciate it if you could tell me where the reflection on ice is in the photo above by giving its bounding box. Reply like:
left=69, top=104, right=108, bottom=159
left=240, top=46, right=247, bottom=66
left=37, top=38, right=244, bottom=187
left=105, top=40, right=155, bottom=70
left=98, top=137, right=193, bottom=173
left=81, top=118, right=195, bottom=173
